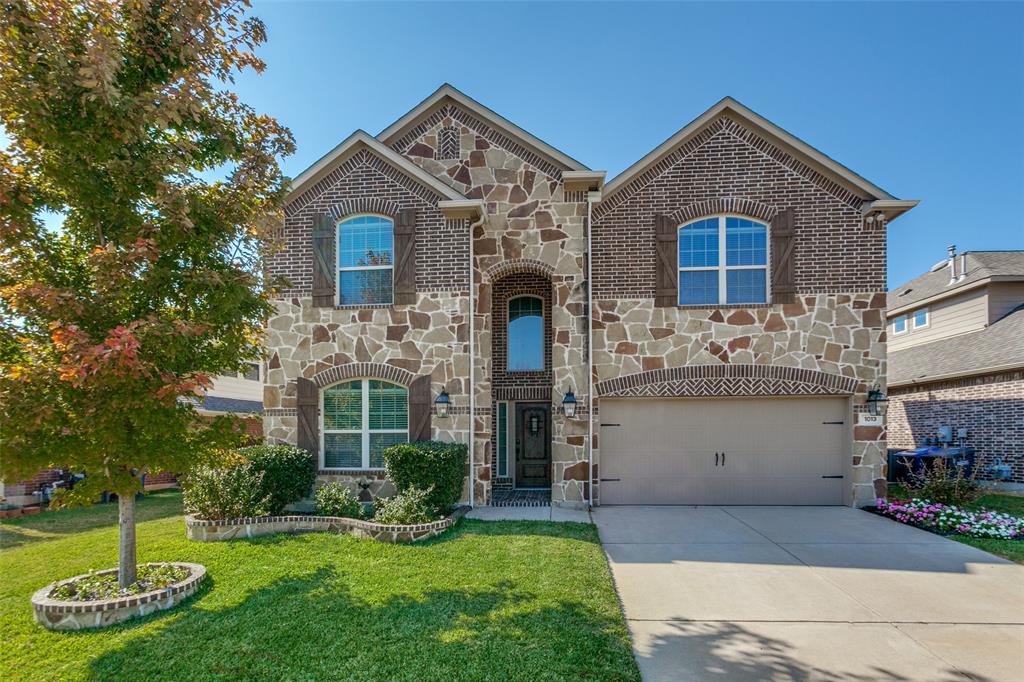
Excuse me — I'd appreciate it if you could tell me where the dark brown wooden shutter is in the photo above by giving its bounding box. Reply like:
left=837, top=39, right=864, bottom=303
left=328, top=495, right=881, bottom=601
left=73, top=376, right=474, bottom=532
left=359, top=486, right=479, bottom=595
left=654, top=215, right=678, bottom=307
left=393, top=209, right=417, bottom=305
left=771, top=208, right=796, bottom=304
left=408, top=374, right=432, bottom=442
left=296, top=377, right=319, bottom=460
left=311, top=214, right=335, bottom=307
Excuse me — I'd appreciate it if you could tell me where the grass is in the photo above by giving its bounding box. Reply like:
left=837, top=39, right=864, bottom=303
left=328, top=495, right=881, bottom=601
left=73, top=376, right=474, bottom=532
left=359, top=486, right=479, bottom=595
left=887, top=483, right=1024, bottom=564
left=0, top=491, right=639, bottom=682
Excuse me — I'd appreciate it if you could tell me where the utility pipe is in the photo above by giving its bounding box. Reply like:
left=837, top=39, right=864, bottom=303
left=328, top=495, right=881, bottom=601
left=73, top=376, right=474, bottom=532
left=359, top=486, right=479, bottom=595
left=467, top=211, right=485, bottom=508
left=586, top=191, right=597, bottom=510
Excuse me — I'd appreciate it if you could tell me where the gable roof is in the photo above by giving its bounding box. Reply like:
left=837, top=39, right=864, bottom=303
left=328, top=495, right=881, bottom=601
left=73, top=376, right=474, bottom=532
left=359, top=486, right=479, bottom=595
left=887, top=251, right=1024, bottom=314
left=286, top=130, right=466, bottom=205
left=889, top=303, right=1024, bottom=386
left=602, top=96, right=918, bottom=220
left=376, top=83, right=589, bottom=173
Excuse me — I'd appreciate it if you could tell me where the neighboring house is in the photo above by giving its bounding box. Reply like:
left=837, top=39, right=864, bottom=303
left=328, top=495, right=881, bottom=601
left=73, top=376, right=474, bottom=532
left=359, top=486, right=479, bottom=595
left=886, top=249, right=1024, bottom=484
left=263, top=84, right=917, bottom=509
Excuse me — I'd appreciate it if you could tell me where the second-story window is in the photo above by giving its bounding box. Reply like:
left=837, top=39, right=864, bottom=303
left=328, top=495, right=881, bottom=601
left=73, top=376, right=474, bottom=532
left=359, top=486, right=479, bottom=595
left=912, top=308, right=929, bottom=329
left=507, top=295, right=544, bottom=371
left=337, top=215, right=393, bottom=305
left=678, top=216, right=769, bottom=305
left=893, top=315, right=907, bottom=334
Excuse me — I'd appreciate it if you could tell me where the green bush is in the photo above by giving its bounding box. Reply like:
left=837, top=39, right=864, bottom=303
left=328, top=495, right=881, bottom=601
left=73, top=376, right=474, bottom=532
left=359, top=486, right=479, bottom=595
left=314, top=482, right=363, bottom=518
left=239, top=444, right=317, bottom=514
left=373, top=486, right=435, bottom=525
left=182, top=462, right=270, bottom=520
left=382, top=440, right=466, bottom=514
left=901, top=456, right=983, bottom=506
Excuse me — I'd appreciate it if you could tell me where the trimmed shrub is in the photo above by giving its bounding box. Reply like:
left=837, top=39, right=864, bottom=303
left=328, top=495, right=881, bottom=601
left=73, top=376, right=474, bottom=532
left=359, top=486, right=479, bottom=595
left=382, top=440, right=466, bottom=514
left=314, top=482, right=362, bottom=519
left=240, top=444, right=317, bottom=514
left=373, top=486, right=435, bottom=525
left=182, top=462, right=270, bottom=520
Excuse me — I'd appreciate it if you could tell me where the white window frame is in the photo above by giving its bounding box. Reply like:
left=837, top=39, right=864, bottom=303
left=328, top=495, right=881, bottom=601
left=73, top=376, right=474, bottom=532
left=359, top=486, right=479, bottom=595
left=319, top=378, right=408, bottom=471
left=893, top=315, right=908, bottom=335
left=336, top=214, right=394, bottom=307
left=677, top=215, right=771, bottom=306
left=911, top=308, right=929, bottom=329
left=506, top=294, right=545, bottom=372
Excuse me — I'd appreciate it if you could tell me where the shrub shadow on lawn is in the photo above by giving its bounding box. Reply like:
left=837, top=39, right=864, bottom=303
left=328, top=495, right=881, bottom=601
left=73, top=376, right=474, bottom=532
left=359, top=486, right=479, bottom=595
left=89, top=565, right=637, bottom=681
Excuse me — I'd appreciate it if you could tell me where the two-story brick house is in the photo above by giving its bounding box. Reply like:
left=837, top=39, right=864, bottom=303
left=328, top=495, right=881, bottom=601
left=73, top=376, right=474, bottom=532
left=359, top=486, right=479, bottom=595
left=262, top=84, right=917, bottom=509
left=886, top=249, right=1024, bottom=484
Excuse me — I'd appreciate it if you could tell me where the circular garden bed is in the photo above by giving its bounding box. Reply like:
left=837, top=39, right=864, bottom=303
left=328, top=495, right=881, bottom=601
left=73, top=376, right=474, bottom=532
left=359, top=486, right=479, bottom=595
left=32, top=562, right=206, bottom=631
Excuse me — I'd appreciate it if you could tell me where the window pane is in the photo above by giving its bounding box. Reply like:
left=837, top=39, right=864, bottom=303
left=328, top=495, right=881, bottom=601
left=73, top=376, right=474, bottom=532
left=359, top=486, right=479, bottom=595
left=339, top=269, right=393, bottom=306
left=324, top=433, right=361, bottom=468
left=338, top=216, right=393, bottom=268
left=894, top=316, right=907, bottom=333
left=497, top=403, right=507, bottom=477
left=323, top=381, right=361, bottom=430
left=679, top=218, right=720, bottom=268
left=368, top=380, right=408, bottom=430
left=242, top=363, right=260, bottom=381
left=679, top=270, right=718, bottom=305
left=369, top=432, right=407, bottom=468
left=725, top=218, right=767, bottom=266
left=507, top=297, right=544, bottom=371
left=913, top=309, right=928, bottom=327
left=726, top=269, right=767, bottom=304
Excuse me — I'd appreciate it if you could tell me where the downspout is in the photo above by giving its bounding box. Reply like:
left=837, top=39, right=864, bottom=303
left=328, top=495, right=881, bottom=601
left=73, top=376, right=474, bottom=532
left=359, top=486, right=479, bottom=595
left=586, top=191, right=597, bottom=510
left=467, top=211, right=485, bottom=508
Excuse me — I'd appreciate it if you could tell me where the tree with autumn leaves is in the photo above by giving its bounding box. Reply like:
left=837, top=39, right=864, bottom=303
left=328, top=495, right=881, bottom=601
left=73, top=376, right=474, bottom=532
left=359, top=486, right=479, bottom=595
left=0, top=1, right=293, bottom=587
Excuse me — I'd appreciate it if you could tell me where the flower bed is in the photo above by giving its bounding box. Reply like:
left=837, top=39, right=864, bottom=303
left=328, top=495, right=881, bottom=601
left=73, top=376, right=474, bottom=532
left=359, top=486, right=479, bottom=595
left=32, top=562, right=206, bottom=631
left=875, top=498, right=1024, bottom=540
left=185, top=507, right=467, bottom=544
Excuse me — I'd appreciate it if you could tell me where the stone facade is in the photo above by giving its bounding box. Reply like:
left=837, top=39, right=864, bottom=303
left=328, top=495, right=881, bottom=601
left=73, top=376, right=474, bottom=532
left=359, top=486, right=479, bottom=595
left=887, top=370, right=1024, bottom=483
left=264, top=89, right=904, bottom=509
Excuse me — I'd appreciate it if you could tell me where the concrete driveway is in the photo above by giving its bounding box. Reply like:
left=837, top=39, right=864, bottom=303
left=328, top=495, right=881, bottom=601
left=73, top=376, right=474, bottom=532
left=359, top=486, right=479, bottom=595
left=593, top=506, right=1024, bottom=682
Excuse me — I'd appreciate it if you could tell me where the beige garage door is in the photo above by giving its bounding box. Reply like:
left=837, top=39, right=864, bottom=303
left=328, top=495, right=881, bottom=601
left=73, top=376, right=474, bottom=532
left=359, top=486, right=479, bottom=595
left=599, top=397, right=848, bottom=505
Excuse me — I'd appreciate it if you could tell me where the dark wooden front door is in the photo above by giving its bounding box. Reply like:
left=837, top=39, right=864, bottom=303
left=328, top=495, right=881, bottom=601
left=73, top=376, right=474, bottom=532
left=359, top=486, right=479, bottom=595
left=515, top=403, right=551, bottom=488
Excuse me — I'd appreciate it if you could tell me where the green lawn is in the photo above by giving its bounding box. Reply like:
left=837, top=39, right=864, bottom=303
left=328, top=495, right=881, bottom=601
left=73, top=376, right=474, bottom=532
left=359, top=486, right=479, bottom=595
left=887, top=484, right=1024, bottom=564
left=0, top=491, right=639, bottom=681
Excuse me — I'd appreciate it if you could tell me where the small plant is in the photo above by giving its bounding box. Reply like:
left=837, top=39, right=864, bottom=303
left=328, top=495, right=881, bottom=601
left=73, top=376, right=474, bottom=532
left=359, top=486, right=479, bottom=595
left=240, top=444, right=317, bottom=514
left=182, top=461, right=271, bottom=520
left=899, top=456, right=983, bottom=506
left=383, top=441, right=466, bottom=514
left=373, top=486, right=436, bottom=525
left=314, top=482, right=362, bottom=519
left=51, top=564, right=190, bottom=602
left=877, top=498, right=1023, bottom=540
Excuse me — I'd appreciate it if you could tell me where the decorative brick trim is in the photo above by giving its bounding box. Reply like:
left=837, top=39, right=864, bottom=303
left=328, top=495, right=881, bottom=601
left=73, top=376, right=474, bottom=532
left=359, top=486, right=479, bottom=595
left=185, top=508, right=466, bottom=544
left=493, top=386, right=553, bottom=401
left=326, top=197, right=401, bottom=220
left=595, top=364, right=859, bottom=398
left=670, top=197, right=778, bottom=225
left=483, top=258, right=555, bottom=282
left=264, top=408, right=297, bottom=417
left=32, top=563, right=206, bottom=631
left=311, top=362, right=417, bottom=388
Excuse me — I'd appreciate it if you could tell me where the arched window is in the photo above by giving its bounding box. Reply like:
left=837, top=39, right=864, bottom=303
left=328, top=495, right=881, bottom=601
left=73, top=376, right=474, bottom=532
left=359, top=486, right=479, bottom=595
left=337, top=215, right=394, bottom=305
left=321, top=379, right=408, bottom=469
left=678, top=216, right=769, bottom=305
left=507, top=295, right=544, bottom=371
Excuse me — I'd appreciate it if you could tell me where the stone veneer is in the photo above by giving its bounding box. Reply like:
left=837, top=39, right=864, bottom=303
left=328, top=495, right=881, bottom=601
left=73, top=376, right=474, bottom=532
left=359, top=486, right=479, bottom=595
left=185, top=509, right=466, bottom=543
left=32, top=563, right=206, bottom=631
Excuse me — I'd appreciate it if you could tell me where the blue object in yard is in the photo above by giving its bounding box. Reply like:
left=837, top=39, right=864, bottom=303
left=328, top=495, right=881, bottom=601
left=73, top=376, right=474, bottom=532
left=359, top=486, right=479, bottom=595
left=888, top=446, right=976, bottom=482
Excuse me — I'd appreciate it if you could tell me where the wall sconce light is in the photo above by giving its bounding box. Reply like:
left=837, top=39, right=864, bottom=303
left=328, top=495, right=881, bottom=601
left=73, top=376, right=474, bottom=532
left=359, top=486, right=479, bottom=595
left=866, top=383, right=889, bottom=417
left=434, top=389, right=451, bottom=419
left=561, top=389, right=578, bottom=419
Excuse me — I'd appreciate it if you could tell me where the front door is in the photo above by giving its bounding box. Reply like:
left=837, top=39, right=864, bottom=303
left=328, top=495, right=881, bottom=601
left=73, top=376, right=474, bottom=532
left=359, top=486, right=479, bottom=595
left=515, top=403, right=551, bottom=488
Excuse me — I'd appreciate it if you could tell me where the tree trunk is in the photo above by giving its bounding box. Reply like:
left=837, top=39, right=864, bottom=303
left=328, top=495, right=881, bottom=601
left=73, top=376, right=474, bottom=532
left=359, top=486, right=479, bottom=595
left=118, top=492, right=137, bottom=589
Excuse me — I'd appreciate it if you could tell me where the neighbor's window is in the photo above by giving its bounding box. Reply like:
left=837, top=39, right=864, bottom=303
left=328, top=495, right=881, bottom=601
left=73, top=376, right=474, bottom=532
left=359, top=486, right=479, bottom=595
left=337, top=215, right=394, bottom=306
left=678, top=216, right=768, bottom=305
left=507, top=295, right=544, bottom=371
left=912, top=308, right=929, bottom=329
left=893, top=315, right=907, bottom=334
left=322, top=379, right=407, bottom=469
left=241, top=363, right=260, bottom=381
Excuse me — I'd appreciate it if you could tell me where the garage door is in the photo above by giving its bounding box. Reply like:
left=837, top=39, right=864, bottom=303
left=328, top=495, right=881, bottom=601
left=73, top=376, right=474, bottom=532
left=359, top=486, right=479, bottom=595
left=599, top=397, right=848, bottom=505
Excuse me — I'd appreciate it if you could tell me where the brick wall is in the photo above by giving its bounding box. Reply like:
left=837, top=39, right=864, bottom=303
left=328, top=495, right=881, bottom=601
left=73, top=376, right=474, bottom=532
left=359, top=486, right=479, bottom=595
left=888, top=370, right=1024, bottom=482
left=592, top=115, right=883, bottom=299
left=491, top=271, right=554, bottom=399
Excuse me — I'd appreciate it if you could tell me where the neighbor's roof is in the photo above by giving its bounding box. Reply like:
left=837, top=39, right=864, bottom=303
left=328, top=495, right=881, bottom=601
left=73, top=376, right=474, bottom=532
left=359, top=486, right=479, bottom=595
left=887, top=251, right=1024, bottom=314
left=888, top=304, right=1024, bottom=386
left=602, top=97, right=918, bottom=220
left=377, top=83, right=589, bottom=173
left=286, top=130, right=466, bottom=204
